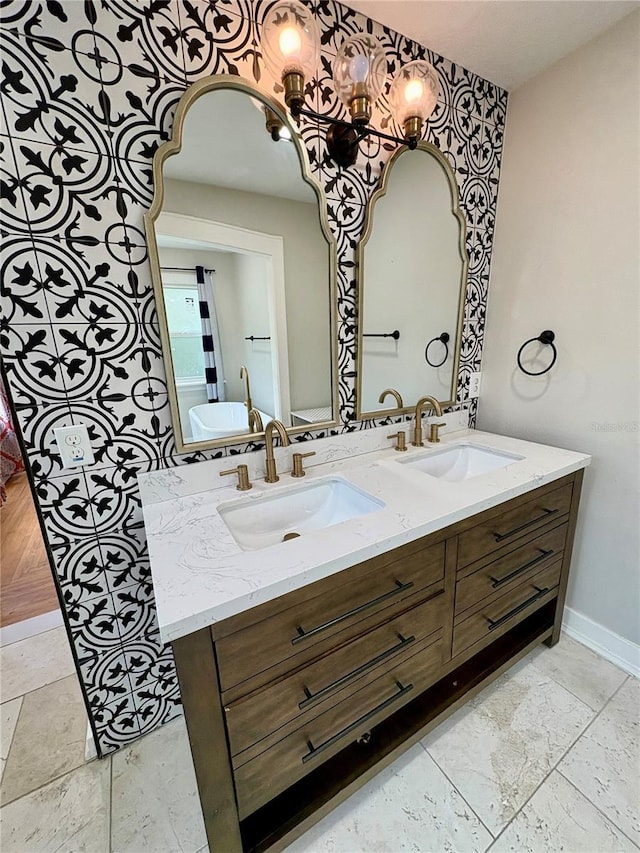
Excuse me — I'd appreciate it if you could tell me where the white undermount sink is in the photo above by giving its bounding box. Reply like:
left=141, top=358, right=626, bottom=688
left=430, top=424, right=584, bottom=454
left=218, top=476, right=385, bottom=551
left=394, top=443, right=524, bottom=482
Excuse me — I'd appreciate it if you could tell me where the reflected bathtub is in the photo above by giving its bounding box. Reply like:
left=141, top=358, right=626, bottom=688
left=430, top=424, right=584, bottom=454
left=188, top=402, right=271, bottom=441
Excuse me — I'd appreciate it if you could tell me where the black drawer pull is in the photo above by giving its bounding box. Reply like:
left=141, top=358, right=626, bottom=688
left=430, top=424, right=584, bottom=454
left=486, top=586, right=551, bottom=632
left=291, top=580, right=414, bottom=646
left=299, top=633, right=416, bottom=711
left=493, top=508, right=559, bottom=542
left=490, top=549, right=554, bottom=588
left=302, top=680, right=414, bottom=764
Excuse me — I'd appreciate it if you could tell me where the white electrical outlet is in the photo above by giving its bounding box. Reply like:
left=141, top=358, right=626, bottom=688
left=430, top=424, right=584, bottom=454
left=54, top=424, right=95, bottom=469
left=469, top=372, right=482, bottom=399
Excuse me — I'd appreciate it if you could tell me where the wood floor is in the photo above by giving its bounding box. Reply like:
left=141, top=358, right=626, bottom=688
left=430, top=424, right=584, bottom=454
left=0, top=473, right=60, bottom=627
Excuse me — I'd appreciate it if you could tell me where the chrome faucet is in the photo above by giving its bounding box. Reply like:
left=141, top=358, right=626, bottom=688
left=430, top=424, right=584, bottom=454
left=240, top=365, right=253, bottom=412
left=412, top=396, right=443, bottom=447
left=264, top=419, right=290, bottom=483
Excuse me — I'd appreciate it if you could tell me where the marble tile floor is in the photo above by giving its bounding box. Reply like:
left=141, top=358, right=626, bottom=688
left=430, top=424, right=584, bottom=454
left=0, top=627, right=638, bottom=853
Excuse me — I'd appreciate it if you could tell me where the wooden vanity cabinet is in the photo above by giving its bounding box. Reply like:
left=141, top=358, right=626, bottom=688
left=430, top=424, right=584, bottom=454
left=172, top=469, right=583, bottom=853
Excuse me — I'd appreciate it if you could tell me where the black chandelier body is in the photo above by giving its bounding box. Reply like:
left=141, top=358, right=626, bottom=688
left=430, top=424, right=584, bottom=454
left=291, top=103, right=418, bottom=168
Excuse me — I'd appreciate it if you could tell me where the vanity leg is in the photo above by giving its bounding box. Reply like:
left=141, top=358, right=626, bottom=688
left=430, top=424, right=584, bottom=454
left=172, top=629, right=243, bottom=853
left=545, top=468, right=584, bottom=648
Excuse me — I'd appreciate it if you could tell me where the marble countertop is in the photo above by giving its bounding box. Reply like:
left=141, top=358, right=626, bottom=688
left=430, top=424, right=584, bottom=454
left=139, top=426, right=590, bottom=644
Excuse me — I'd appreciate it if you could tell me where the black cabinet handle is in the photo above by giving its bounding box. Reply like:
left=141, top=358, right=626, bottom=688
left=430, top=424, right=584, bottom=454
left=489, top=549, right=554, bottom=588
left=486, top=587, right=550, bottom=632
left=299, top=634, right=416, bottom=711
left=493, top=508, right=558, bottom=542
left=291, top=580, right=414, bottom=646
left=302, top=681, right=414, bottom=764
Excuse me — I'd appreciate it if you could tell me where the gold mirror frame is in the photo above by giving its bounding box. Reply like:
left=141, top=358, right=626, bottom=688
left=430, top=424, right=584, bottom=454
left=355, top=141, right=469, bottom=421
left=144, top=75, right=339, bottom=454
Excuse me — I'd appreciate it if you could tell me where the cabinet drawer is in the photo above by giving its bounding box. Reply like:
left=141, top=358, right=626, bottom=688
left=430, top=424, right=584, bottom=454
left=453, top=561, right=561, bottom=657
left=216, top=541, right=445, bottom=692
left=455, top=523, right=567, bottom=617
left=234, top=634, right=444, bottom=818
left=457, top=483, right=572, bottom=569
left=225, top=591, right=446, bottom=759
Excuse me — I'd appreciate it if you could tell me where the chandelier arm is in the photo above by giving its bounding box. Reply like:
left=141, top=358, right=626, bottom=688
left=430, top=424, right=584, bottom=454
left=363, top=124, right=418, bottom=149
left=292, top=105, right=413, bottom=149
left=293, top=105, right=358, bottom=132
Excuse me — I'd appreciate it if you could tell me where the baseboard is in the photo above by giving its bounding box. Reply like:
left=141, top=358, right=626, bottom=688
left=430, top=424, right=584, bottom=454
left=85, top=723, right=98, bottom=761
left=0, top=609, right=64, bottom=646
left=563, top=606, right=640, bottom=678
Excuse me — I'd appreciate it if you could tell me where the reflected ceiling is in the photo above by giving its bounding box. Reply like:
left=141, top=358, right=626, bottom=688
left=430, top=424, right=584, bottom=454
left=163, top=90, right=311, bottom=203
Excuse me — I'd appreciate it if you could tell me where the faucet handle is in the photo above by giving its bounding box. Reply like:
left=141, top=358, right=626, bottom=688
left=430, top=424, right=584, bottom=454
left=220, top=464, right=252, bottom=491
left=387, top=431, right=407, bottom=452
left=428, top=422, right=446, bottom=444
left=291, top=451, right=316, bottom=478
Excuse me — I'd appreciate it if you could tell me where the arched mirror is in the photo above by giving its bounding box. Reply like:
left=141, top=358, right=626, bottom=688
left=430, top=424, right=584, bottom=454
left=356, top=142, right=468, bottom=419
left=145, top=76, right=337, bottom=452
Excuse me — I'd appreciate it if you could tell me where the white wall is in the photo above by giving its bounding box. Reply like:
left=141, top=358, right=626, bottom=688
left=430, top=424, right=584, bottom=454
left=479, top=12, right=640, bottom=647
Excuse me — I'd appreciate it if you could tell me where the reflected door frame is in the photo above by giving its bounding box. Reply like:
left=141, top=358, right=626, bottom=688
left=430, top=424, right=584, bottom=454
left=156, top=211, right=291, bottom=433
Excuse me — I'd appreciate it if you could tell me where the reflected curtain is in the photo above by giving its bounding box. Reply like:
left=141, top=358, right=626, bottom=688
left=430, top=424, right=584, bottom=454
left=196, top=265, right=225, bottom=403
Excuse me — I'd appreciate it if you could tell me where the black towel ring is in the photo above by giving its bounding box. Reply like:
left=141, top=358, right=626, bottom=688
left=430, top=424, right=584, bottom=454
left=425, top=332, right=450, bottom=368
left=517, top=330, right=557, bottom=376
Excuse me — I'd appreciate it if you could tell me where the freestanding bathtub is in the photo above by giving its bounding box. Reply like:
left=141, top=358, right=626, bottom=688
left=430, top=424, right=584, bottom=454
left=188, top=402, right=272, bottom=441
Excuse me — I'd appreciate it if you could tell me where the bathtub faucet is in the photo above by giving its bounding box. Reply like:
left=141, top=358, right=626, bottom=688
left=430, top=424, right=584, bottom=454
left=240, top=365, right=253, bottom=414
left=247, top=408, right=264, bottom=433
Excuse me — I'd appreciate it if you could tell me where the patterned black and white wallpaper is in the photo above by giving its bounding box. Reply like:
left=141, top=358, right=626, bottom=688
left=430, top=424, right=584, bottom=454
left=0, top=0, right=506, bottom=754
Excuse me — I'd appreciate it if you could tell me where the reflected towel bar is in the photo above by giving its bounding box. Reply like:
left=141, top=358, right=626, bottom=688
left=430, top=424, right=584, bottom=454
left=160, top=266, right=216, bottom=273
left=363, top=330, right=400, bottom=340
left=425, top=332, right=450, bottom=367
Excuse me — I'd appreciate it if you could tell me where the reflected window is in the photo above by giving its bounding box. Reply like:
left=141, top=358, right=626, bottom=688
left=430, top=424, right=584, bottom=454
left=163, top=284, right=206, bottom=382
